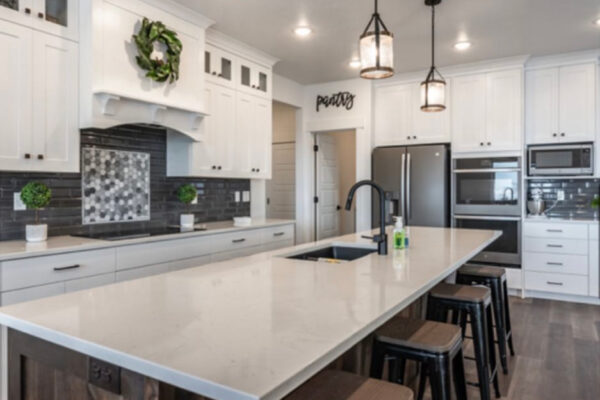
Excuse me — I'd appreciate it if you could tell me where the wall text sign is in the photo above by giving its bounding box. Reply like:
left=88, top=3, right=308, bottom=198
left=316, top=91, right=356, bottom=112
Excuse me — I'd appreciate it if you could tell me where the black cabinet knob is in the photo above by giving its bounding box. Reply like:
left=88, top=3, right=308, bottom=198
left=212, top=165, right=216, bottom=170
left=24, top=153, right=31, bottom=159
left=480, top=142, right=484, bottom=146
left=413, top=136, right=417, bottom=139
left=552, top=133, right=558, bottom=137
left=218, top=166, right=222, bottom=170
left=560, top=132, right=565, bottom=137
left=487, top=142, right=491, bottom=146
left=406, top=136, right=411, bottom=140
left=212, top=71, right=217, bottom=75
left=257, top=168, right=260, bottom=173
left=37, top=12, right=44, bottom=18
left=37, top=154, right=44, bottom=160
left=24, top=8, right=31, bottom=14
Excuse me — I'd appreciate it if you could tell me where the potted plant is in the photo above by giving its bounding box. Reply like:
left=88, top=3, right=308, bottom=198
left=177, top=184, right=197, bottom=229
left=20, top=182, right=52, bottom=243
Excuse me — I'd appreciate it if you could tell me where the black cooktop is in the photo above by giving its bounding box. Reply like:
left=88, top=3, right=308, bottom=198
left=73, top=227, right=202, bottom=241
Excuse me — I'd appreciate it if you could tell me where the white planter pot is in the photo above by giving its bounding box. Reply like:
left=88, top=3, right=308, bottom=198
left=180, top=214, right=195, bottom=229
left=26, top=224, right=48, bottom=243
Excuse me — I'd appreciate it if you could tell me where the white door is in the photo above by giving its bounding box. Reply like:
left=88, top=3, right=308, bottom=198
left=451, top=74, right=486, bottom=152
left=0, top=20, right=32, bottom=171
left=316, top=135, right=340, bottom=240
left=266, top=143, right=295, bottom=220
left=250, top=96, right=272, bottom=178
left=214, top=85, right=236, bottom=174
left=525, top=68, right=560, bottom=144
left=374, top=83, right=412, bottom=146
left=411, top=81, right=451, bottom=144
left=485, top=69, right=523, bottom=151
left=32, top=32, right=78, bottom=172
left=558, top=63, right=596, bottom=142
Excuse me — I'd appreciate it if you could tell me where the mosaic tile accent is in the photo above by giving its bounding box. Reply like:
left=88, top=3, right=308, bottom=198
left=0, top=0, right=18, bottom=11
left=82, top=147, right=150, bottom=224
left=527, top=179, right=600, bottom=220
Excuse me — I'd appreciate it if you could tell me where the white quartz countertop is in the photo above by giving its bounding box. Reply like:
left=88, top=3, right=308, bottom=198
left=0, top=226, right=500, bottom=400
left=0, top=219, right=295, bottom=262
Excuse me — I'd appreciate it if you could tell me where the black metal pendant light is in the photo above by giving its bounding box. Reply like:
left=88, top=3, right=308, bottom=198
left=359, top=0, right=394, bottom=79
left=421, top=0, right=446, bottom=112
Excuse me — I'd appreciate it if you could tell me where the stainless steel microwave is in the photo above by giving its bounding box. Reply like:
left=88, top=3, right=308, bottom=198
left=528, top=143, right=594, bottom=176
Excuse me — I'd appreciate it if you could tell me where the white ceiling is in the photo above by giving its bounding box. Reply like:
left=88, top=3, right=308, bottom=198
left=174, top=0, right=600, bottom=84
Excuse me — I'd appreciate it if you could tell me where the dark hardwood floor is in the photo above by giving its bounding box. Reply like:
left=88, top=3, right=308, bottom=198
left=455, top=296, right=600, bottom=400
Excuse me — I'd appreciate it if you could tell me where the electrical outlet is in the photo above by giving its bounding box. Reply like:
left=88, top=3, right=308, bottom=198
left=13, top=193, right=26, bottom=211
left=242, top=191, right=250, bottom=202
left=235, top=191, right=241, bottom=203
left=557, top=190, right=565, bottom=201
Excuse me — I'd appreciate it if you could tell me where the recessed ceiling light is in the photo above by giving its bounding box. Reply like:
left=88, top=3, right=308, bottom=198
left=594, top=18, right=600, bottom=26
left=294, top=26, right=312, bottom=37
left=349, top=59, right=362, bottom=69
left=454, top=41, right=472, bottom=51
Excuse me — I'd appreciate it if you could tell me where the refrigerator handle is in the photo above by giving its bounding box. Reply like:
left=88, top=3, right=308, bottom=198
left=400, top=153, right=406, bottom=219
left=406, top=153, right=411, bottom=221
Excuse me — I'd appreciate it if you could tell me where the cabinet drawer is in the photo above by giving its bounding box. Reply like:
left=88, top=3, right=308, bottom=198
left=65, top=273, right=115, bottom=293
left=169, top=256, right=211, bottom=272
left=261, top=224, right=295, bottom=244
left=523, top=222, right=588, bottom=239
left=116, top=237, right=214, bottom=270
left=210, top=230, right=263, bottom=254
left=589, top=224, right=599, bottom=241
left=210, top=246, right=263, bottom=263
left=523, top=238, right=588, bottom=255
left=524, top=271, right=588, bottom=296
left=116, top=263, right=170, bottom=283
left=523, top=252, right=588, bottom=275
left=262, top=239, right=295, bottom=253
left=1, top=282, right=65, bottom=306
left=0, top=249, right=116, bottom=292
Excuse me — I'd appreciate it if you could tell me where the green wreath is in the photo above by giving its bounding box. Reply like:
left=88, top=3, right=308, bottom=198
left=132, top=18, right=182, bottom=84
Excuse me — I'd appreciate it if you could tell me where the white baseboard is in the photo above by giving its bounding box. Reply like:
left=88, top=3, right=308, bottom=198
left=515, top=289, right=600, bottom=305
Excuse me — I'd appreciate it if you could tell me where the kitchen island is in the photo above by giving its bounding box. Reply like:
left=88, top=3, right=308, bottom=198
left=0, top=226, right=500, bottom=400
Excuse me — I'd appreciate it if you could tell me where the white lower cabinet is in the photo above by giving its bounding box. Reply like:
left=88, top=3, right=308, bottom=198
left=65, top=273, right=116, bottom=293
left=116, top=263, right=171, bottom=283
left=523, top=221, right=597, bottom=299
left=1, top=282, right=64, bottom=306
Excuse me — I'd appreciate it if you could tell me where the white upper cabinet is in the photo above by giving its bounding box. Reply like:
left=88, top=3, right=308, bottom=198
left=452, top=68, right=523, bottom=153
left=0, top=0, right=77, bottom=41
left=451, top=74, right=487, bottom=152
left=0, top=18, right=78, bottom=172
left=374, top=81, right=450, bottom=146
left=526, top=62, right=596, bottom=144
left=238, top=57, right=271, bottom=99
left=205, top=44, right=235, bottom=88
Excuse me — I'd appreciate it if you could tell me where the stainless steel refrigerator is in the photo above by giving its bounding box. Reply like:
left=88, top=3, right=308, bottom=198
left=372, top=144, right=450, bottom=228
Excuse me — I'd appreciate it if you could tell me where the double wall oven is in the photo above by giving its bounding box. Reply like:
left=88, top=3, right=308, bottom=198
left=452, top=157, right=522, bottom=267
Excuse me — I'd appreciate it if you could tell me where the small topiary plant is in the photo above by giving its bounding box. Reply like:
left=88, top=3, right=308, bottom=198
left=176, top=184, right=197, bottom=211
left=21, top=182, right=52, bottom=224
left=592, top=197, right=599, bottom=209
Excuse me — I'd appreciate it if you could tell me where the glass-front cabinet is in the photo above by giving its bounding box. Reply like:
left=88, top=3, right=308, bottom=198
left=238, top=57, right=271, bottom=98
left=0, top=0, right=77, bottom=41
left=205, top=44, right=235, bottom=88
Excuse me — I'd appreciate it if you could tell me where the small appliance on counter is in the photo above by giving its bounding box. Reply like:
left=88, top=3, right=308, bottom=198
left=528, top=142, right=593, bottom=176
left=527, top=188, right=546, bottom=216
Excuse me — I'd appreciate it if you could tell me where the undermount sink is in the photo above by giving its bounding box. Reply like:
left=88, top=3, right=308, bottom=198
left=285, top=245, right=377, bottom=262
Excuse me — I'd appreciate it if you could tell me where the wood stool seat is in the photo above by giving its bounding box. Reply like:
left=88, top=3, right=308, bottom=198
left=429, top=282, right=491, bottom=305
left=286, top=370, right=414, bottom=400
left=375, top=318, right=462, bottom=354
left=459, top=264, right=506, bottom=280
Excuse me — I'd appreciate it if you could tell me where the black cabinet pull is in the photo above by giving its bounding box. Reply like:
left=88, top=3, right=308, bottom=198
left=273, top=232, right=285, bottom=237
left=24, top=8, right=31, bottom=14
left=37, top=154, right=44, bottom=160
left=546, top=281, right=563, bottom=286
left=24, top=153, right=31, bottom=159
left=54, top=264, right=80, bottom=272
left=547, top=244, right=563, bottom=248
left=232, top=238, right=246, bottom=244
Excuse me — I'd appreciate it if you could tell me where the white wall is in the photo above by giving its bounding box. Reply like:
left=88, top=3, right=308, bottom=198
left=296, top=78, right=373, bottom=243
left=273, top=74, right=304, bottom=108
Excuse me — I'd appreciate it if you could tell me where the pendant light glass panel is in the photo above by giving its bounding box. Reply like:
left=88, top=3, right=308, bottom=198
left=420, top=79, right=446, bottom=111
left=359, top=31, right=394, bottom=79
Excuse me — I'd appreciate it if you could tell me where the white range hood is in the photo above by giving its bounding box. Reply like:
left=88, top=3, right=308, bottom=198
left=79, top=0, right=214, bottom=140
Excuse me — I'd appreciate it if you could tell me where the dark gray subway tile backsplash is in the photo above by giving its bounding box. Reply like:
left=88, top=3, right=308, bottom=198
left=0, top=125, right=250, bottom=241
left=527, top=179, right=600, bottom=220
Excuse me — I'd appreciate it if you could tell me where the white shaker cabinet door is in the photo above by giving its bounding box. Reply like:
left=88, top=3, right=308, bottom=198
left=525, top=68, right=560, bottom=144
left=374, top=83, right=413, bottom=146
left=0, top=20, right=32, bottom=171
left=451, top=74, right=486, bottom=152
left=485, top=69, right=523, bottom=151
left=558, top=63, right=596, bottom=143
left=411, top=82, right=451, bottom=144
left=251, top=96, right=272, bottom=179
left=31, top=32, right=79, bottom=172
left=213, top=84, right=237, bottom=175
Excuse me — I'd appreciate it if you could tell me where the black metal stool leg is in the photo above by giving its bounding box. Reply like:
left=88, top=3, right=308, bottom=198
left=394, top=358, right=407, bottom=385
left=503, top=280, right=515, bottom=356
left=487, top=305, right=501, bottom=398
left=370, top=341, right=385, bottom=379
left=471, top=304, right=492, bottom=400
left=429, top=356, right=452, bottom=400
left=453, top=348, right=468, bottom=400
left=417, top=364, right=428, bottom=400
left=490, top=279, right=508, bottom=374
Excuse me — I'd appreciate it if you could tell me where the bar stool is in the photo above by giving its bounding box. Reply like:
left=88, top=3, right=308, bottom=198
left=426, top=283, right=501, bottom=400
left=456, top=264, right=516, bottom=374
left=370, top=318, right=467, bottom=400
left=285, top=370, right=414, bottom=400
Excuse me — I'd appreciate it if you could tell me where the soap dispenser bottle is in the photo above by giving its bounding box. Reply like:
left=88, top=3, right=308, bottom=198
left=393, top=217, right=406, bottom=250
